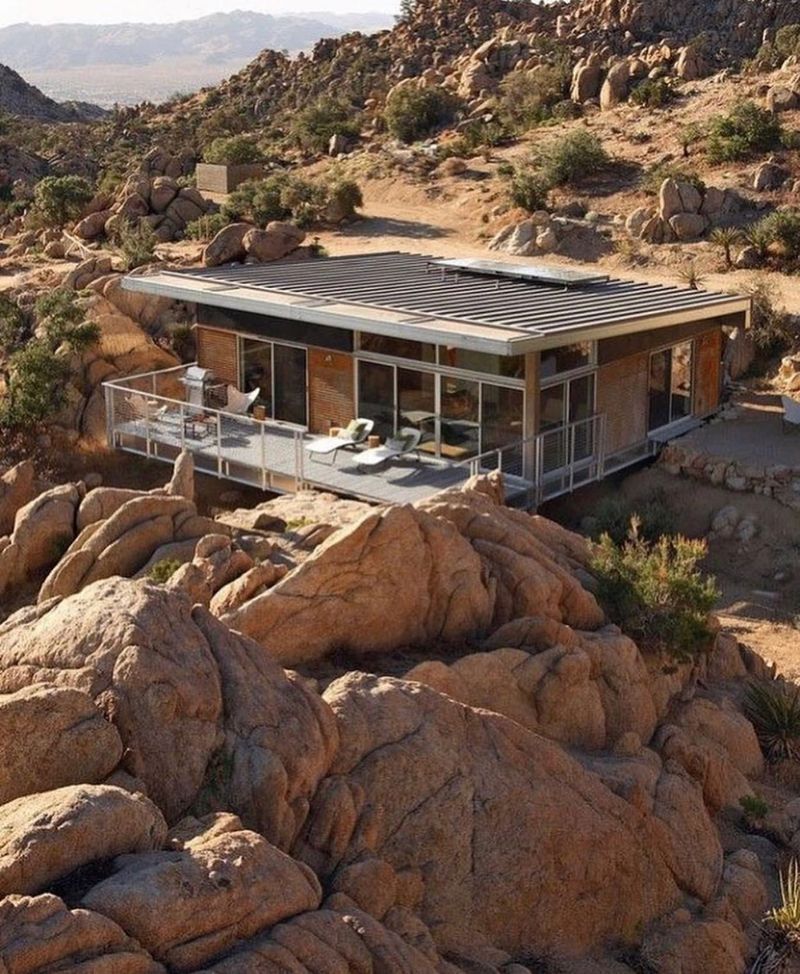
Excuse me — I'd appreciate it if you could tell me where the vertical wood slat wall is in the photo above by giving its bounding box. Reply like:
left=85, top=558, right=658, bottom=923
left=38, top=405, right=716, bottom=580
left=196, top=327, right=239, bottom=386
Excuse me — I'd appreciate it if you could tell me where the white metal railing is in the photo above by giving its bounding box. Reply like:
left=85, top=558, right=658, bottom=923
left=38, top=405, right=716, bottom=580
left=104, top=365, right=610, bottom=506
left=103, top=365, right=308, bottom=493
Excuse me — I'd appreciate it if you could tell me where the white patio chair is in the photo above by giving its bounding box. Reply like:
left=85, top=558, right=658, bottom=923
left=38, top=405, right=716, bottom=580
left=356, top=427, right=423, bottom=470
left=226, top=386, right=261, bottom=416
left=782, top=395, right=800, bottom=433
left=306, top=418, right=374, bottom=464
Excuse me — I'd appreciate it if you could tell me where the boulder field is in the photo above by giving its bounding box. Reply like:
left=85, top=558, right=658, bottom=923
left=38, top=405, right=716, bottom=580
left=0, top=457, right=793, bottom=972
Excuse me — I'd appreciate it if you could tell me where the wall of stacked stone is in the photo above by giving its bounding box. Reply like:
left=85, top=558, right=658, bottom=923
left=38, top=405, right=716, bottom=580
left=659, top=442, right=800, bottom=511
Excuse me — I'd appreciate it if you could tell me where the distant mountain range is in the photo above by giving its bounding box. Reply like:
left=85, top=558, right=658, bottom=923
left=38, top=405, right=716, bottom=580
left=0, top=10, right=395, bottom=107
left=0, top=62, right=106, bottom=121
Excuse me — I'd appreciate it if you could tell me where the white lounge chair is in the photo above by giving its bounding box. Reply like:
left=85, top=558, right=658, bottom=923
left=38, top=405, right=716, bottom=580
left=306, top=419, right=374, bottom=463
left=357, top=427, right=423, bottom=469
left=782, top=395, right=800, bottom=433
left=226, top=386, right=261, bottom=416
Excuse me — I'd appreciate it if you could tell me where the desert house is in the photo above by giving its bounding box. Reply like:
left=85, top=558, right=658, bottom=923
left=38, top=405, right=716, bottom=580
left=107, top=252, right=751, bottom=505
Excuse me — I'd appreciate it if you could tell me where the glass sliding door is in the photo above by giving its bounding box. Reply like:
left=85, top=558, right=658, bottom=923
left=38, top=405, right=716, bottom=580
left=241, top=339, right=273, bottom=414
left=482, top=384, right=524, bottom=473
left=273, top=344, right=307, bottom=426
left=440, top=375, right=480, bottom=460
left=648, top=342, right=693, bottom=432
left=397, top=368, right=436, bottom=450
left=539, top=383, right=567, bottom=473
left=539, top=374, right=595, bottom=473
left=358, top=360, right=395, bottom=439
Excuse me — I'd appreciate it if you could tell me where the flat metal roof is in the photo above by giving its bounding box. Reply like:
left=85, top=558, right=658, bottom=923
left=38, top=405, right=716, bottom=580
left=124, top=252, right=750, bottom=354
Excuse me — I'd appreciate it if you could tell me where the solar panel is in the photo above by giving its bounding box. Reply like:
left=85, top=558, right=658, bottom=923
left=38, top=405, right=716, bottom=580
left=430, top=258, right=610, bottom=289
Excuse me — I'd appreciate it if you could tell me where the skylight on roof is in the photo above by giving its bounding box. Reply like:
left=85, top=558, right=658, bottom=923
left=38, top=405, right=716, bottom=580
left=431, top=258, right=610, bottom=289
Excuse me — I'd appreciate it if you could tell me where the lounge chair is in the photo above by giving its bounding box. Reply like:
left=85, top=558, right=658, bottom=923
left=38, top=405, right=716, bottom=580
left=782, top=395, right=800, bottom=433
left=356, top=427, right=423, bottom=470
left=226, top=386, right=261, bottom=416
left=306, top=419, right=374, bottom=463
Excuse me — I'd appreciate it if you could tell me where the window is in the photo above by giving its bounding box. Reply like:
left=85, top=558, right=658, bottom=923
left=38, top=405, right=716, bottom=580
left=441, top=376, right=480, bottom=459
left=540, top=342, right=594, bottom=380
left=358, top=333, right=436, bottom=363
left=539, top=373, right=595, bottom=473
left=241, top=339, right=272, bottom=413
left=439, top=347, right=525, bottom=379
left=648, top=342, right=693, bottom=431
left=240, top=337, right=307, bottom=426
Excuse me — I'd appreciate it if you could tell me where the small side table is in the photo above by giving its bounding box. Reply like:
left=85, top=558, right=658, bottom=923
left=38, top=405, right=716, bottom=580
left=367, top=435, right=381, bottom=449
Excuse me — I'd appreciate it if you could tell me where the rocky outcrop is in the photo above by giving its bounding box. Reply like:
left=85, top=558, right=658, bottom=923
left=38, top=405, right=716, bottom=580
left=203, top=220, right=305, bottom=267
left=0, top=460, right=36, bottom=535
left=629, top=178, right=739, bottom=245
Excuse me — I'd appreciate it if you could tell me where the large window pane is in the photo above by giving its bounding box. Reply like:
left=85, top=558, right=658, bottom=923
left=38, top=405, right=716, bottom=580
left=242, top=339, right=273, bottom=413
left=359, top=333, right=436, bottom=363
left=439, top=347, right=524, bottom=379
left=648, top=349, right=671, bottom=431
left=671, top=342, right=693, bottom=421
left=482, top=384, right=524, bottom=474
left=540, top=342, right=593, bottom=380
left=539, top=384, right=566, bottom=473
left=358, top=361, right=395, bottom=439
left=569, top=374, right=595, bottom=461
left=398, top=368, right=436, bottom=450
left=441, top=376, right=479, bottom=459
left=273, top=344, right=307, bottom=426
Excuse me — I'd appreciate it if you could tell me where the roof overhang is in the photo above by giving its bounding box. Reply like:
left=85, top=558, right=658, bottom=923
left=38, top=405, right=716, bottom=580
left=124, top=272, right=751, bottom=356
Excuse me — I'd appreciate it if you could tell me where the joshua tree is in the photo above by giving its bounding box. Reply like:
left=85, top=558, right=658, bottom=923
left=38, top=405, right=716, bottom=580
left=709, top=226, right=743, bottom=269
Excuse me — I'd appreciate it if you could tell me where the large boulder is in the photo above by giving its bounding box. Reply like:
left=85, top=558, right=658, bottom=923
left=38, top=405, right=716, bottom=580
left=297, top=673, right=692, bottom=955
left=0, top=784, right=167, bottom=897
left=571, top=62, right=603, bottom=103
left=81, top=826, right=322, bottom=972
left=203, top=223, right=251, bottom=267
left=221, top=504, right=495, bottom=665
left=0, top=683, right=122, bottom=804
left=0, top=460, right=36, bottom=535
left=600, top=61, right=629, bottom=109
left=242, top=222, right=305, bottom=263
left=0, top=893, right=165, bottom=974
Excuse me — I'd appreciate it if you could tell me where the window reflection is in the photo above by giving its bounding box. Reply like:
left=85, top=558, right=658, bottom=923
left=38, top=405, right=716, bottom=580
left=540, top=342, right=593, bottom=380
left=441, top=376, right=480, bottom=459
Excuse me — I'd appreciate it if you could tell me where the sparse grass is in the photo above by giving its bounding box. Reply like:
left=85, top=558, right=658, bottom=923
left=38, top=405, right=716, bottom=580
left=751, top=859, right=800, bottom=970
left=148, top=558, right=182, bottom=584
left=740, top=793, right=770, bottom=823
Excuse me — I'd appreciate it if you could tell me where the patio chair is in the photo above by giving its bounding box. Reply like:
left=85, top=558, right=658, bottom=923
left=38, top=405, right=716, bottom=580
left=226, top=386, right=261, bottom=416
left=356, top=427, right=423, bottom=470
left=126, top=393, right=168, bottom=424
left=782, top=395, right=800, bottom=433
left=306, top=418, right=374, bottom=463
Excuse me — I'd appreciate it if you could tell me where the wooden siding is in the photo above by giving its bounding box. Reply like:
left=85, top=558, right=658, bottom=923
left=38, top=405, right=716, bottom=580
left=596, top=351, right=650, bottom=455
left=308, top=347, right=354, bottom=434
left=598, top=312, right=744, bottom=366
left=694, top=328, right=723, bottom=416
left=196, top=327, right=239, bottom=385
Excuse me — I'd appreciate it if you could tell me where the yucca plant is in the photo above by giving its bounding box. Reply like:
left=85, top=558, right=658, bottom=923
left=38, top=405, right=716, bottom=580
left=751, top=860, right=800, bottom=972
left=709, top=226, right=743, bottom=269
left=677, top=261, right=705, bottom=290
left=745, top=680, right=800, bottom=763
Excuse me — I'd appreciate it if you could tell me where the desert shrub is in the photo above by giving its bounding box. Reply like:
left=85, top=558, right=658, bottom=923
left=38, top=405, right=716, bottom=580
left=629, top=77, right=676, bottom=109
left=185, top=212, right=230, bottom=241
left=115, top=221, right=157, bottom=271
left=324, top=178, right=363, bottom=220
left=533, top=130, right=610, bottom=187
left=709, top=226, right=743, bottom=268
left=1, top=342, right=70, bottom=427
left=739, top=794, right=770, bottom=822
left=745, top=681, right=800, bottom=762
left=202, top=135, right=261, bottom=166
left=749, top=24, right=800, bottom=72
left=290, top=96, right=361, bottom=153
left=591, top=527, right=718, bottom=662
left=742, top=276, right=794, bottom=354
left=497, top=64, right=571, bottom=132
left=31, top=175, right=93, bottom=228
left=0, top=294, right=26, bottom=351
left=35, top=290, right=98, bottom=352
left=148, top=558, right=182, bottom=584
left=223, top=172, right=363, bottom=228
left=508, top=170, right=550, bottom=212
left=384, top=86, right=461, bottom=143
left=223, top=174, right=292, bottom=224
left=640, top=162, right=705, bottom=196
left=437, top=118, right=510, bottom=159
left=747, top=210, right=800, bottom=261
left=707, top=100, right=783, bottom=163
left=589, top=492, right=675, bottom=546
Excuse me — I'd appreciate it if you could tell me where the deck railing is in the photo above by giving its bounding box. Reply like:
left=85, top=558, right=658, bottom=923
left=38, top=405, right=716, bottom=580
left=104, top=365, right=610, bottom=506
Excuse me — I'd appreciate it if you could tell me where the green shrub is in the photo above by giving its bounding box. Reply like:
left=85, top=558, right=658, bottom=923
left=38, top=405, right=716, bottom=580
left=589, top=492, right=676, bottom=546
left=508, top=170, right=550, bottom=212
left=749, top=24, right=800, bottom=72
left=202, top=135, right=261, bottom=166
left=290, top=96, right=361, bottom=153
left=629, top=77, right=676, bottom=109
left=35, top=290, right=98, bottom=352
left=384, top=86, right=461, bottom=143
left=324, top=178, right=363, bottom=221
left=497, top=64, right=571, bottom=133
left=223, top=172, right=363, bottom=228
left=115, top=221, right=157, bottom=271
left=1, top=342, right=70, bottom=427
left=743, top=276, right=794, bottom=354
left=32, top=175, right=93, bottom=228
left=747, top=210, right=800, bottom=261
left=223, top=175, right=292, bottom=225
left=640, top=162, right=706, bottom=196
left=739, top=794, right=769, bottom=822
left=591, top=527, right=718, bottom=663
left=533, top=130, right=610, bottom=187
left=745, top=681, right=800, bottom=762
left=185, top=213, right=230, bottom=241
left=148, top=558, right=182, bottom=584
left=707, top=100, right=783, bottom=163
left=0, top=294, right=26, bottom=351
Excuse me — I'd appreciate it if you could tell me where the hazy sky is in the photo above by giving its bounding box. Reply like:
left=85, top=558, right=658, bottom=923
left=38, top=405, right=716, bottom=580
left=0, top=1, right=400, bottom=27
